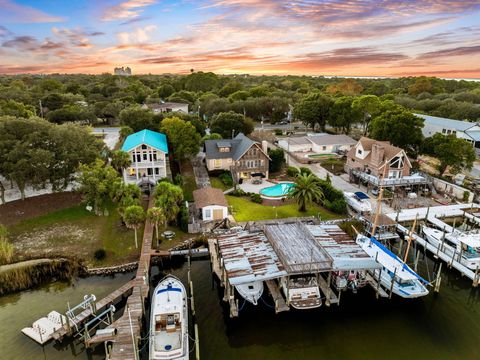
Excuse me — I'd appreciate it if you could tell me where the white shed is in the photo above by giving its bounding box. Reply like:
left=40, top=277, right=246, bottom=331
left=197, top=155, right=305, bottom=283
left=193, top=187, right=228, bottom=221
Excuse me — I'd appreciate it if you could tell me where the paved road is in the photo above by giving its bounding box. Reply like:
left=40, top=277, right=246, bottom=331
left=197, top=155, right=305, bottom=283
left=254, top=121, right=306, bottom=132
left=92, top=127, right=120, bottom=150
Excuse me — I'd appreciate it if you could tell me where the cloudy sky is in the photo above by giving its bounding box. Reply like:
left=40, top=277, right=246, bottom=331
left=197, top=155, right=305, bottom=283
left=0, top=0, right=479, bottom=77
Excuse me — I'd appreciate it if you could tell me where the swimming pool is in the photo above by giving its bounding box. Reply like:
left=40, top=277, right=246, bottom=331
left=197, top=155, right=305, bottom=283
left=259, top=182, right=295, bottom=198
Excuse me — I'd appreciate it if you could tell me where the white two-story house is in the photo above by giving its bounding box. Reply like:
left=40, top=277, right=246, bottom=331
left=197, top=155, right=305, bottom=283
left=121, top=129, right=169, bottom=185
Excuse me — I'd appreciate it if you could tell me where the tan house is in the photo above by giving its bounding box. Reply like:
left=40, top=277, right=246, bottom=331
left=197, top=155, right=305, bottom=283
left=204, top=133, right=270, bottom=182
left=142, top=102, right=189, bottom=114
left=193, top=187, right=228, bottom=221
left=345, top=137, right=412, bottom=179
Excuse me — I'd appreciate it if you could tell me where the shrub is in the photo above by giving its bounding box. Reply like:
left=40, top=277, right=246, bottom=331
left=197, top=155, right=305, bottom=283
left=274, top=128, right=283, bottom=136
left=339, top=220, right=365, bottom=238
left=249, top=193, right=262, bottom=203
left=174, top=174, right=184, bottom=186
left=157, top=177, right=172, bottom=184
left=327, top=198, right=347, bottom=214
left=463, top=191, right=470, bottom=202
left=230, top=188, right=246, bottom=197
left=94, top=249, right=106, bottom=261
left=287, top=166, right=299, bottom=177
left=299, top=167, right=312, bottom=175
left=0, top=225, right=14, bottom=265
left=178, top=205, right=189, bottom=232
left=268, top=148, right=285, bottom=173
left=219, top=172, right=233, bottom=187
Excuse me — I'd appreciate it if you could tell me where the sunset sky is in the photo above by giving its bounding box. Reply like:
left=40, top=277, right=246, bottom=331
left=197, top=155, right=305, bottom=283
left=0, top=0, right=479, bottom=77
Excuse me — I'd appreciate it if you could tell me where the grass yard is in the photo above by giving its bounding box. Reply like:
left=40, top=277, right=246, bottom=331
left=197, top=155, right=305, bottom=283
left=179, top=160, right=197, bottom=202
left=152, top=225, right=193, bottom=251
left=226, top=195, right=342, bottom=222
left=8, top=203, right=143, bottom=266
left=210, top=177, right=230, bottom=191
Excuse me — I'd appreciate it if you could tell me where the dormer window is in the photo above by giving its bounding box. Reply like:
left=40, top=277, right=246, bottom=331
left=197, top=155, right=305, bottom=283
left=219, top=147, right=230, bottom=153
left=141, top=144, right=147, bottom=149
left=217, top=141, right=231, bottom=153
left=357, top=149, right=363, bottom=155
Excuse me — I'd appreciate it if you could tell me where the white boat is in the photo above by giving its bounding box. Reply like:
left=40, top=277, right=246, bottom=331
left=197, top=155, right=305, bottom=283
left=280, top=275, right=322, bottom=309
left=235, top=281, right=264, bottom=305
left=422, top=226, right=480, bottom=270
left=150, top=275, right=189, bottom=360
left=356, top=235, right=429, bottom=298
left=345, top=192, right=372, bottom=214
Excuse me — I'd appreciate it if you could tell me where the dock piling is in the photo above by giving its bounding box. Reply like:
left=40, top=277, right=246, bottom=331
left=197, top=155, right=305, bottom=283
left=434, top=263, right=442, bottom=292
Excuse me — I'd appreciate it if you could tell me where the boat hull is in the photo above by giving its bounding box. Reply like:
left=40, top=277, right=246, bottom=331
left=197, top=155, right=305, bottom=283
left=235, top=281, right=264, bottom=305
left=149, top=275, right=189, bottom=360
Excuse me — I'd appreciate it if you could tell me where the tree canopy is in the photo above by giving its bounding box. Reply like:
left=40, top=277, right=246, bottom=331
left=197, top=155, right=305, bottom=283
left=209, top=111, right=254, bottom=138
left=160, top=117, right=201, bottom=160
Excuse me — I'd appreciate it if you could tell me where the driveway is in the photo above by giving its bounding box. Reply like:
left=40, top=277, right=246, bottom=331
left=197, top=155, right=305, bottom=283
left=192, top=152, right=211, bottom=188
left=92, top=127, right=120, bottom=150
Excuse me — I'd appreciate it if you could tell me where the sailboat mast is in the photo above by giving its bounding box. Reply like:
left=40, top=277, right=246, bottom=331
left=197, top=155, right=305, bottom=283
left=371, top=163, right=387, bottom=238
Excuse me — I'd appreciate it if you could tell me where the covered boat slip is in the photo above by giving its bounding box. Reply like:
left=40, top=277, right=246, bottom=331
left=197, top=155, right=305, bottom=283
left=387, top=203, right=480, bottom=225
left=306, top=224, right=381, bottom=271
left=264, top=222, right=333, bottom=274
left=215, top=231, right=287, bottom=286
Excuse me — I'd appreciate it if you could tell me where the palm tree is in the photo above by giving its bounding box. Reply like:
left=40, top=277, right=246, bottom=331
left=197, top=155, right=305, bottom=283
left=110, top=150, right=131, bottom=174
left=289, top=173, right=324, bottom=212
left=147, top=207, right=166, bottom=242
left=123, top=205, right=145, bottom=249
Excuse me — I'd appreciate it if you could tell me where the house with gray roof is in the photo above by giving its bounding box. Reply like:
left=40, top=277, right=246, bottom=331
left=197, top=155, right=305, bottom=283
left=416, top=113, right=480, bottom=151
left=204, top=133, right=270, bottom=182
left=277, top=133, right=356, bottom=154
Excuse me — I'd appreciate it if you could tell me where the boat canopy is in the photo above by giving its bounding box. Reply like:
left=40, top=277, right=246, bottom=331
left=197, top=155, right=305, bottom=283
left=354, top=192, right=369, bottom=200
left=452, top=233, right=480, bottom=248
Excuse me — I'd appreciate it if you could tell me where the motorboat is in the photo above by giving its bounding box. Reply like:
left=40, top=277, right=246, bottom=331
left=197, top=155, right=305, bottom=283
left=344, top=192, right=372, bottom=214
left=150, top=275, right=189, bottom=360
left=356, top=234, right=429, bottom=298
left=280, top=275, right=322, bottom=309
left=422, top=226, right=480, bottom=270
left=235, top=281, right=264, bottom=305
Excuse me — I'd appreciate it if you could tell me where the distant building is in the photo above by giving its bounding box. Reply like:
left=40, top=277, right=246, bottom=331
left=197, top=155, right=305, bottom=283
left=193, top=187, right=228, bottom=221
left=142, top=102, right=189, bottom=114
left=114, top=66, right=132, bottom=76
left=416, top=113, right=480, bottom=150
left=121, top=129, right=168, bottom=185
left=204, top=133, right=270, bottom=182
left=278, top=134, right=356, bottom=154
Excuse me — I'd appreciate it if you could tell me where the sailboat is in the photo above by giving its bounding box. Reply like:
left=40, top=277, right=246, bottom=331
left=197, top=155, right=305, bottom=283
left=149, top=275, right=189, bottom=360
left=422, top=226, right=480, bottom=270
left=356, top=234, right=429, bottom=298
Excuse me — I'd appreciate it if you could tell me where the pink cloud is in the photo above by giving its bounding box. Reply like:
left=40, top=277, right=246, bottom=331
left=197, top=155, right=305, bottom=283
left=102, top=0, right=157, bottom=21
left=0, top=0, right=65, bottom=23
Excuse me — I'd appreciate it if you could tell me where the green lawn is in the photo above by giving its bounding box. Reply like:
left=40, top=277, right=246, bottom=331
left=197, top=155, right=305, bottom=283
left=226, top=195, right=342, bottom=222
left=8, top=203, right=143, bottom=266
left=181, top=174, right=197, bottom=202
left=210, top=177, right=230, bottom=191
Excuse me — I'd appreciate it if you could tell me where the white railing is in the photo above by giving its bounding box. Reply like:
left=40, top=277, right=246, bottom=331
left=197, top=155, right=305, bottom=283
left=351, top=169, right=430, bottom=186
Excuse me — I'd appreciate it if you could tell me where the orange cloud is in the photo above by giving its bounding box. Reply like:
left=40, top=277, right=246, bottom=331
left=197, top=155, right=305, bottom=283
left=102, top=0, right=157, bottom=21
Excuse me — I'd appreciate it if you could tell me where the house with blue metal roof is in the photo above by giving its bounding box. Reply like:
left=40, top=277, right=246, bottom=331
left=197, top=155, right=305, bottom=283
left=121, top=129, right=169, bottom=185
left=416, top=113, right=480, bottom=151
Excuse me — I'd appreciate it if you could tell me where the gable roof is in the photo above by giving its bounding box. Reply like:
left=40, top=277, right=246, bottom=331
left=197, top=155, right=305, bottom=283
left=348, top=137, right=409, bottom=167
left=414, top=113, right=477, bottom=131
left=193, top=187, right=228, bottom=208
left=121, top=129, right=169, bottom=153
left=205, top=133, right=269, bottom=161
left=308, top=134, right=356, bottom=146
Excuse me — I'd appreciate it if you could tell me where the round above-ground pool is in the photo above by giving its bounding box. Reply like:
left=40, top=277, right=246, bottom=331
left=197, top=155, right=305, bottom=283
left=260, top=182, right=295, bottom=198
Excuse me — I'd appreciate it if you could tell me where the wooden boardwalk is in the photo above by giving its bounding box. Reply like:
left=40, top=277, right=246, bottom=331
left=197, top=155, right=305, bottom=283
left=208, top=239, right=222, bottom=285
left=108, top=196, right=155, bottom=359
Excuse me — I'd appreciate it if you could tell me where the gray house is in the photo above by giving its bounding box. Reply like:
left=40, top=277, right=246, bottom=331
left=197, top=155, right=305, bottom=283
left=416, top=113, right=480, bottom=150
left=204, top=133, right=270, bottom=182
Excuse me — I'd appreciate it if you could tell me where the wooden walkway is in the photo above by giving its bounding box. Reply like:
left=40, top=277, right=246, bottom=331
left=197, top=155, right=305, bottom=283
left=265, top=280, right=290, bottom=313
left=208, top=239, right=222, bottom=285
left=317, top=275, right=339, bottom=306
left=108, top=196, right=155, bottom=359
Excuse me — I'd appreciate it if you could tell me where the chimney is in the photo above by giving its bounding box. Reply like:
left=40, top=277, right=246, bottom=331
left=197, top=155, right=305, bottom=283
left=371, top=143, right=385, bottom=167
left=261, top=140, right=268, bottom=154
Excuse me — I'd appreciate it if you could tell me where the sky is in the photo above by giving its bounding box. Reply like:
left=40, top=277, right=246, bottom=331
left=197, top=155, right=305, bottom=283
left=0, top=0, right=479, bottom=77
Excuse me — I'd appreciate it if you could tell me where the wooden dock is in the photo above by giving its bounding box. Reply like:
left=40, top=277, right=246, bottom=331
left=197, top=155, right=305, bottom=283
left=365, top=273, right=389, bottom=298
left=208, top=239, right=222, bottom=285
left=108, top=196, right=155, bottom=359
left=265, top=280, right=290, bottom=313
left=317, top=275, right=339, bottom=306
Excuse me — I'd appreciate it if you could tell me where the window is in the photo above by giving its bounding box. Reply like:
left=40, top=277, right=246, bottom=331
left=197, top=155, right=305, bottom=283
left=447, top=130, right=452, bottom=134
left=219, top=147, right=230, bottom=153
left=153, top=153, right=157, bottom=161
left=453, top=130, right=457, bottom=135
left=132, top=154, right=136, bottom=163
left=143, top=153, right=147, bottom=161
left=136, top=154, right=141, bottom=162
left=155, top=168, right=159, bottom=175
left=147, top=168, right=152, bottom=175
left=214, top=159, right=222, bottom=168
left=141, top=144, right=147, bottom=149
left=204, top=209, right=211, bottom=219
left=442, top=129, right=446, bottom=134
left=357, top=149, right=362, bottom=155
left=322, top=146, right=327, bottom=150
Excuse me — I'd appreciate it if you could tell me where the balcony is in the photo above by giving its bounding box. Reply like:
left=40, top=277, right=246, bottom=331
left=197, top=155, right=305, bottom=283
left=130, top=160, right=166, bottom=168
left=351, top=169, right=431, bottom=187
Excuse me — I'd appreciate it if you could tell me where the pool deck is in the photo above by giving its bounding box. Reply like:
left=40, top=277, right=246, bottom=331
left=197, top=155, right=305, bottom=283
left=239, top=180, right=276, bottom=194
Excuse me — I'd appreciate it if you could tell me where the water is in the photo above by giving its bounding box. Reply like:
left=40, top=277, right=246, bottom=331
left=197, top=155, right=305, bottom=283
left=1, top=260, right=480, bottom=360
left=260, top=183, right=295, bottom=197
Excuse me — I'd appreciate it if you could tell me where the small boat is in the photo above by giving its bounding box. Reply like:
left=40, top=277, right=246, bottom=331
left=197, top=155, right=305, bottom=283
left=356, top=235, right=429, bottom=298
left=235, top=281, right=264, bottom=305
left=280, top=275, right=322, bottom=309
left=422, top=226, right=480, bottom=270
left=150, top=275, right=189, bottom=360
left=345, top=192, right=372, bottom=214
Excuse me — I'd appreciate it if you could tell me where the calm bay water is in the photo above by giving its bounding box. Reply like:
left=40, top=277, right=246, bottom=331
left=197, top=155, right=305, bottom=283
left=1, top=259, right=479, bottom=360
